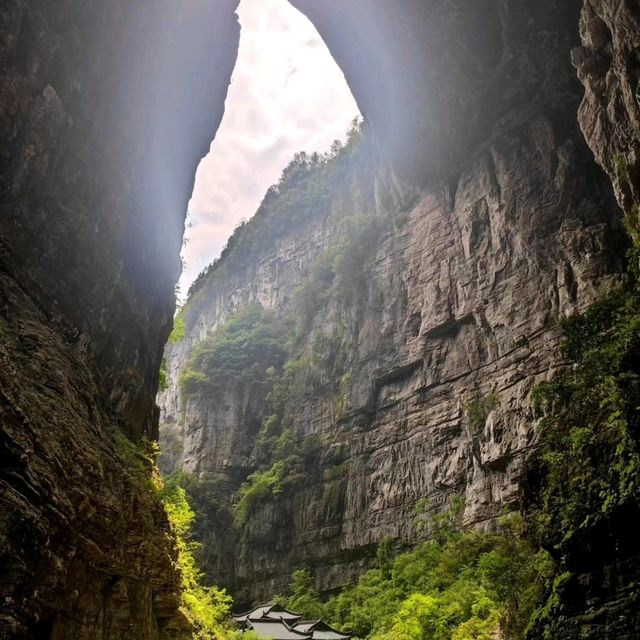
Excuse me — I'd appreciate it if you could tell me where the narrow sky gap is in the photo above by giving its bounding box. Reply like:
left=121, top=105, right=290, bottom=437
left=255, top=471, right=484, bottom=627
left=178, top=0, right=359, bottom=297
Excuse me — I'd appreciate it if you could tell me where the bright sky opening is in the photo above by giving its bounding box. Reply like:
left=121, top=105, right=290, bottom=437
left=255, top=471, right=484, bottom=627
left=178, top=0, right=359, bottom=297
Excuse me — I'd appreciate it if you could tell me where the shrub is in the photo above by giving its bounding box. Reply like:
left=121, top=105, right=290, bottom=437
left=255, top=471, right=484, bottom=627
left=179, top=303, right=288, bottom=397
left=528, top=283, right=640, bottom=546
left=110, top=434, right=242, bottom=639
left=464, top=392, right=499, bottom=437
left=234, top=460, right=288, bottom=526
left=160, top=481, right=240, bottom=639
left=169, top=310, right=186, bottom=343
left=523, top=273, right=640, bottom=633
left=179, top=369, right=210, bottom=396
left=279, top=506, right=552, bottom=640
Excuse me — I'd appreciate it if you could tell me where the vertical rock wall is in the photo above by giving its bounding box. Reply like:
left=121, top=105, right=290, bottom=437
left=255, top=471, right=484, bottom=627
left=520, top=1, right=640, bottom=635
left=2, top=0, right=640, bottom=635
left=159, top=0, right=629, bottom=603
left=574, top=0, right=640, bottom=234
left=0, top=1, right=240, bottom=637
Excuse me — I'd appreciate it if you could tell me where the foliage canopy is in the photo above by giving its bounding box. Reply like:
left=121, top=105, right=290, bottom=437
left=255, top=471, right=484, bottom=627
left=279, top=509, right=553, bottom=640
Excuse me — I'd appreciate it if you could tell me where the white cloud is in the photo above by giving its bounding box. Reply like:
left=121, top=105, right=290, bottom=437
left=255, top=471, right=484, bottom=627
left=178, top=0, right=359, bottom=297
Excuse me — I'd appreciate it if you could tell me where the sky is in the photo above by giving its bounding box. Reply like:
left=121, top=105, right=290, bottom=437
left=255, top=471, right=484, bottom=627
left=178, top=0, right=359, bottom=297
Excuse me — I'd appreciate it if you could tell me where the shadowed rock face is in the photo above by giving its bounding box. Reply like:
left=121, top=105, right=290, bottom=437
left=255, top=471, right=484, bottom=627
left=573, top=1, right=640, bottom=234
left=160, top=124, right=625, bottom=604
left=519, top=2, right=640, bottom=636
left=289, top=0, right=585, bottom=184
left=0, top=0, right=240, bottom=440
left=0, top=0, right=239, bottom=637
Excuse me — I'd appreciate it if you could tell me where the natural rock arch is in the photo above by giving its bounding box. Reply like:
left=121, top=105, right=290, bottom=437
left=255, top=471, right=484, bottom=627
left=1, top=0, right=639, bottom=637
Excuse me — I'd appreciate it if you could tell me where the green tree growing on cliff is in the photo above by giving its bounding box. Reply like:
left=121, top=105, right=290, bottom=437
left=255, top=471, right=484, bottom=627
left=160, top=480, right=237, bottom=639
left=179, top=302, right=288, bottom=396
left=523, top=249, right=640, bottom=635
left=280, top=506, right=552, bottom=640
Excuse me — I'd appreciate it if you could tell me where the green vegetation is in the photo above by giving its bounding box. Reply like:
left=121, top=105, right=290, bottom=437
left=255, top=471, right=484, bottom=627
left=279, top=568, right=326, bottom=620
left=187, top=118, right=374, bottom=303
left=294, top=251, right=337, bottom=334
left=230, top=324, right=347, bottom=527
left=290, top=212, right=385, bottom=339
left=524, top=257, right=640, bottom=632
left=625, top=204, right=640, bottom=244
left=330, top=213, right=383, bottom=304
left=234, top=430, right=323, bottom=527
left=108, top=426, right=160, bottom=490
left=159, top=357, right=169, bottom=392
left=179, top=303, right=288, bottom=397
left=463, top=392, right=499, bottom=437
left=234, top=459, right=288, bottom=526
left=160, top=479, right=236, bottom=639
left=170, top=309, right=186, bottom=343
left=279, top=505, right=553, bottom=640
left=109, top=431, right=245, bottom=639
left=531, top=287, right=640, bottom=539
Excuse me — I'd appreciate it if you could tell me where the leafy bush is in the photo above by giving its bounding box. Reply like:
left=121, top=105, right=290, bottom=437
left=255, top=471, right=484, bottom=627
left=179, top=370, right=210, bottom=396
left=160, top=478, right=249, bottom=640
left=278, top=507, right=552, bottom=640
left=528, top=282, right=640, bottom=544
left=523, top=270, right=640, bottom=633
left=464, top=392, right=499, bottom=436
left=109, top=434, right=243, bottom=639
left=235, top=430, right=324, bottom=526
left=108, top=426, right=159, bottom=490
left=170, top=310, right=186, bottom=343
left=179, top=303, right=288, bottom=397
left=278, top=569, right=326, bottom=620
left=234, top=459, right=288, bottom=526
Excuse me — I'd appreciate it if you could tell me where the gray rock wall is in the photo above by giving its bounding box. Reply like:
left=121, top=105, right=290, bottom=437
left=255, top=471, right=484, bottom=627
left=0, top=1, right=240, bottom=636
left=160, top=102, right=625, bottom=604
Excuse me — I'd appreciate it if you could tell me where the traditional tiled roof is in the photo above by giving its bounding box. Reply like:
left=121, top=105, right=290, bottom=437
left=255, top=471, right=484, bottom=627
left=234, top=603, right=352, bottom=639
left=311, top=628, right=353, bottom=640
left=233, top=603, right=302, bottom=625
left=245, top=618, right=312, bottom=640
left=291, top=621, right=319, bottom=633
left=293, top=619, right=353, bottom=639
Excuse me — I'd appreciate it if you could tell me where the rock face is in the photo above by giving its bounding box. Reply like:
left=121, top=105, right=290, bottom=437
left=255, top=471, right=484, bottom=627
left=574, top=0, right=640, bottom=235
left=0, top=0, right=239, bottom=637
left=520, top=1, right=640, bottom=635
left=159, top=0, right=628, bottom=605
left=2, top=0, right=640, bottom=636
left=289, top=0, right=594, bottom=184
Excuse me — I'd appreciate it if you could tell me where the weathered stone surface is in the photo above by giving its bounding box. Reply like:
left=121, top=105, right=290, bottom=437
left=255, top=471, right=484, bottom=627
left=0, top=271, right=187, bottom=639
left=160, top=6, right=627, bottom=600
left=289, top=0, right=586, bottom=184
left=2, top=0, right=639, bottom=635
left=1, top=0, right=240, bottom=636
left=521, top=1, right=640, bottom=636
left=573, top=0, right=640, bottom=233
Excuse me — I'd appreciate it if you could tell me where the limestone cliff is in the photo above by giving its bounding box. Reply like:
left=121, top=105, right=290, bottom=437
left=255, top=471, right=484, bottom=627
left=520, top=2, right=640, bottom=636
left=2, top=0, right=640, bottom=637
left=0, top=1, right=239, bottom=637
left=159, top=0, right=627, bottom=604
